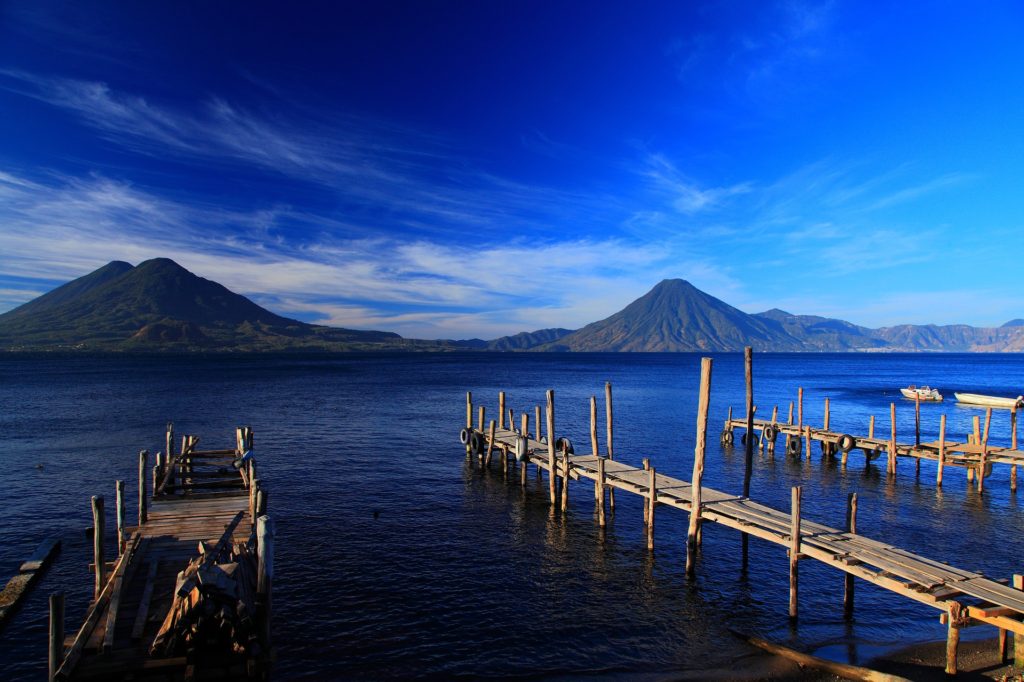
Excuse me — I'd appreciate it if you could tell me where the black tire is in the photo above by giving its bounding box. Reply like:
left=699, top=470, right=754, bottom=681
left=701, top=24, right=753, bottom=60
left=459, top=428, right=471, bottom=445
left=786, top=435, right=801, bottom=456
left=470, top=431, right=485, bottom=456
left=838, top=434, right=856, bottom=452
left=722, top=430, right=734, bottom=445
left=866, top=448, right=881, bottom=461
left=555, top=437, right=574, bottom=455
left=763, top=424, right=778, bottom=443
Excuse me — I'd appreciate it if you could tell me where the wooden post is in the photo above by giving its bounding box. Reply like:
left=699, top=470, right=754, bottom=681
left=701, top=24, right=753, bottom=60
left=797, top=387, right=803, bottom=434
left=152, top=464, right=159, bottom=499
left=256, top=515, right=274, bottom=646
left=980, top=408, right=992, bottom=495
left=137, top=450, right=148, bottom=525
left=465, top=392, right=473, bottom=456
left=1012, top=408, right=1018, bottom=492
left=115, top=480, right=125, bottom=554
left=789, top=486, right=801, bottom=621
left=888, top=403, right=897, bottom=476
left=946, top=602, right=965, bottom=675
left=560, top=450, right=570, bottom=511
left=686, top=357, right=712, bottom=579
left=642, top=457, right=651, bottom=525
left=256, top=488, right=268, bottom=517
left=844, top=493, right=857, bottom=619
left=590, top=396, right=599, bottom=456
left=1014, top=575, right=1024, bottom=668
left=478, top=406, right=485, bottom=432
left=646, top=465, right=656, bottom=551
left=971, top=416, right=981, bottom=485
left=546, top=391, right=556, bottom=506
left=937, top=414, right=946, bottom=487
left=727, top=405, right=733, bottom=425
left=498, top=392, right=505, bottom=430
left=507, top=408, right=515, bottom=432
left=915, top=393, right=921, bottom=446
left=869, top=415, right=875, bottom=439
left=605, top=382, right=615, bottom=511
left=92, top=495, right=105, bottom=599
left=823, top=397, right=832, bottom=457
left=521, top=413, right=528, bottom=440
left=48, top=592, right=64, bottom=682
left=596, top=456, right=606, bottom=527
left=787, top=401, right=794, bottom=425
left=805, top=425, right=812, bottom=461
left=743, top=347, right=754, bottom=499
left=824, top=397, right=830, bottom=431
left=535, top=405, right=542, bottom=441
left=165, top=421, right=174, bottom=471
left=486, top=420, right=496, bottom=467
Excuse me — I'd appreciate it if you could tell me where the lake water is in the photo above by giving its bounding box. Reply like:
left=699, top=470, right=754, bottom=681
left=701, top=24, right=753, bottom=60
left=1, top=352, right=1023, bottom=680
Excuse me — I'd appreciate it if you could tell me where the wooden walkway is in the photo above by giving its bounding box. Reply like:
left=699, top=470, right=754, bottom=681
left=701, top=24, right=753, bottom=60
left=464, top=368, right=1024, bottom=675
left=52, top=425, right=274, bottom=682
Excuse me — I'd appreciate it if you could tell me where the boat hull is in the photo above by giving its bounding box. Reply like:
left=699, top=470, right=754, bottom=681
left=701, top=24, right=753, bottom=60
left=954, top=392, right=1023, bottom=409
left=900, top=388, right=943, bottom=402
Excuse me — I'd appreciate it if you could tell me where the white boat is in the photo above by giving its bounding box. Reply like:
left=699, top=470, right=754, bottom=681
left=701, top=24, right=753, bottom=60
left=900, top=385, right=943, bottom=402
left=954, top=392, right=1024, bottom=409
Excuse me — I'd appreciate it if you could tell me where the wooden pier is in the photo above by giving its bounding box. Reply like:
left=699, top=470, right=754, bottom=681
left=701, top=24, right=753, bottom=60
left=50, top=424, right=274, bottom=681
left=461, top=358, right=1024, bottom=675
left=721, top=390, right=1023, bottom=492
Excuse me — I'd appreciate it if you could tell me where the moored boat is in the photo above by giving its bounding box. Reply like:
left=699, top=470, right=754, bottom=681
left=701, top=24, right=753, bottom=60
left=900, top=385, right=943, bottom=402
left=954, top=392, right=1024, bottom=409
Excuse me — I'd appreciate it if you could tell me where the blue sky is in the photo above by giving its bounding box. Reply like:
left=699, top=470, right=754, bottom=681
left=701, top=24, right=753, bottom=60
left=1, top=1, right=1023, bottom=338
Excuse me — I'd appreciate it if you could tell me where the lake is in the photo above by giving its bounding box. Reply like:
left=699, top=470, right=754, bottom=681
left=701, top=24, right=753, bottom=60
left=1, top=352, right=1023, bottom=680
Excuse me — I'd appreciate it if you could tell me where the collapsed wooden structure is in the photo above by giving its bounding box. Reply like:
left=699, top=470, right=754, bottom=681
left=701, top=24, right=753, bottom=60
left=49, top=424, right=274, bottom=681
left=461, top=356, right=1024, bottom=676
left=722, top=388, right=1023, bottom=493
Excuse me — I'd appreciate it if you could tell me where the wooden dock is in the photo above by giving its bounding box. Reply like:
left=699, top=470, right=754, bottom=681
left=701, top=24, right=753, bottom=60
left=461, top=357, right=1024, bottom=675
left=50, top=424, right=274, bottom=681
left=721, top=389, right=1023, bottom=492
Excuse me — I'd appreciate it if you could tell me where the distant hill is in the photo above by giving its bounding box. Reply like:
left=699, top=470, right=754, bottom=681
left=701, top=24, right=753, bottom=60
left=537, top=280, right=805, bottom=351
left=0, top=258, right=447, bottom=352
left=1003, top=319, right=1024, bottom=327
left=486, top=328, right=573, bottom=351
left=753, top=309, right=887, bottom=351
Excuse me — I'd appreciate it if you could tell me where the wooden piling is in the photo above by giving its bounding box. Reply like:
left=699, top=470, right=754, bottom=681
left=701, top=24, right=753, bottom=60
left=256, top=515, right=274, bottom=647
left=137, top=451, right=147, bottom=526
left=165, top=422, right=174, bottom=471
left=970, top=416, right=981, bottom=485
left=478, top=406, right=485, bottom=433
left=642, top=457, right=650, bottom=525
left=115, top=480, right=125, bottom=554
left=888, top=403, right=897, bottom=476
left=686, top=357, right=712, bottom=579
left=743, top=348, right=754, bottom=499
left=869, top=415, right=875, bottom=439
left=797, top=387, right=803, bottom=434
left=1014, top=575, right=1024, bottom=668
left=1012, top=408, right=1018, bottom=492
left=915, top=394, right=921, bottom=447
left=546, top=390, right=556, bottom=506
left=152, top=464, right=159, bottom=500
left=486, top=420, right=496, bottom=467
left=844, top=492, right=857, bottom=618
left=946, top=603, right=965, bottom=675
left=596, top=456, right=606, bottom=527
left=605, top=382, right=616, bottom=511
left=980, top=408, right=992, bottom=495
left=590, top=396, right=599, bottom=456
left=92, top=496, right=105, bottom=600
left=498, top=392, right=505, bottom=430
left=560, top=450, right=570, bottom=512
left=789, top=486, right=801, bottom=621
left=787, top=401, right=794, bottom=425
left=646, top=466, right=656, bottom=551
left=535, top=405, right=542, bottom=441
left=824, top=397, right=830, bottom=431
left=49, top=592, right=64, bottom=682
left=937, top=415, right=946, bottom=487
left=805, top=425, right=812, bottom=461
left=465, top=392, right=473, bottom=457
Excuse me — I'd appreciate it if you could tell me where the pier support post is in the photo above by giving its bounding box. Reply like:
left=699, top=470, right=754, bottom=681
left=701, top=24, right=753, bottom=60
left=257, top=515, right=275, bottom=647
left=1014, top=575, right=1024, bottom=668
left=888, top=403, right=897, bottom=476
left=546, top=391, right=557, bottom=507
left=789, top=486, right=801, bottom=621
left=946, top=602, right=966, bottom=675
left=606, top=382, right=616, bottom=512
left=165, top=422, right=174, bottom=475
left=590, top=396, right=599, bottom=458
left=152, top=463, right=160, bottom=500
left=788, top=402, right=794, bottom=425
left=844, top=492, right=857, bottom=619
left=1011, top=408, right=1018, bottom=492
left=743, top=348, right=754, bottom=498
left=138, top=450, right=148, bottom=525
left=797, top=387, right=804, bottom=436
left=48, top=592, right=64, bottom=682
left=646, top=466, right=656, bottom=551
left=478, top=406, right=485, bottom=433
left=642, top=458, right=650, bottom=525
left=937, top=415, right=946, bottom=487
left=686, top=357, right=712, bottom=579
left=115, top=480, right=126, bottom=554
left=499, top=392, right=505, bottom=430
left=465, top=392, right=473, bottom=457
left=869, top=415, right=875, bottom=439
left=596, top=456, right=606, bottom=527
left=535, top=406, right=542, bottom=441
left=92, top=495, right=105, bottom=599
left=486, top=420, right=496, bottom=467
left=915, top=394, right=921, bottom=447
left=980, top=408, right=992, bottom=495
left=805, top=426, right=812, bottom=462
left=560, top=451, right=570, bottom=512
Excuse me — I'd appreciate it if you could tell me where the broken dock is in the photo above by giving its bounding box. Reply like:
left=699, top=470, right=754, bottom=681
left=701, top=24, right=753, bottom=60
left=461, top=356, right=1024, bottom=675
left=50, top=424, right=274, bottom=681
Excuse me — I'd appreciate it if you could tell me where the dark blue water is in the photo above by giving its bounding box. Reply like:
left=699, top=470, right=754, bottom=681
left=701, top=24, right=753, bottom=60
left=1, top=352, right=1022, bottom=680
